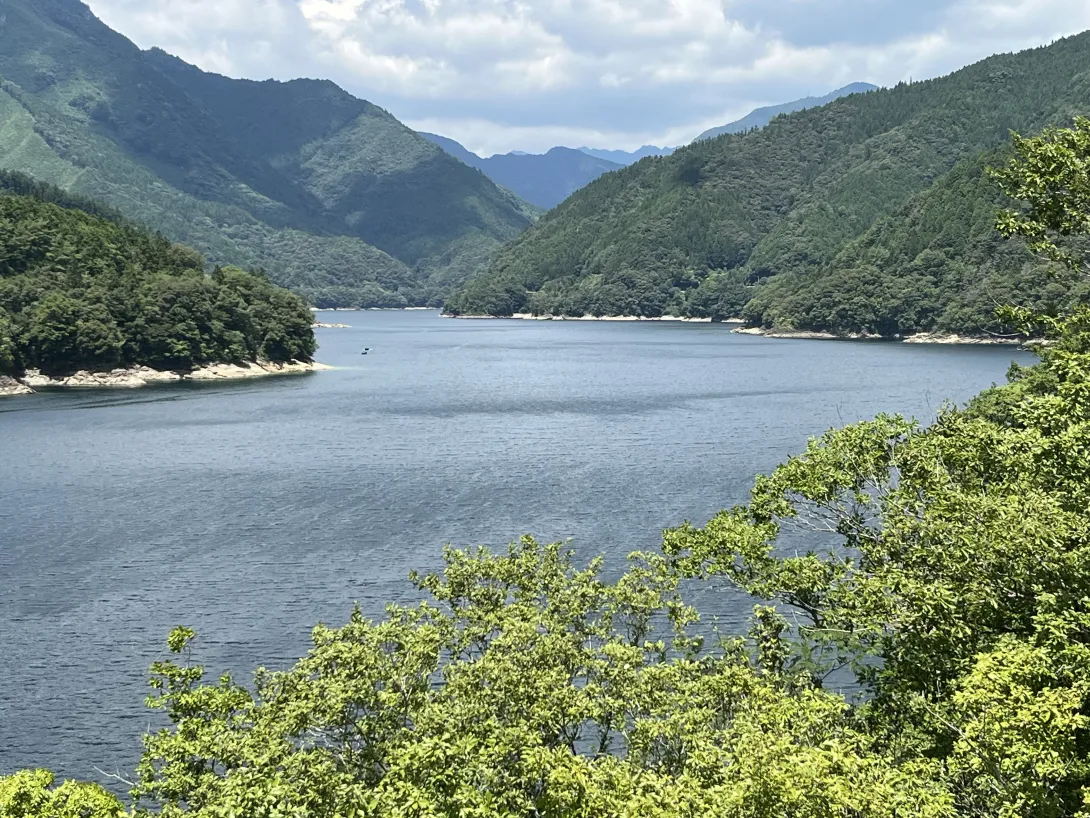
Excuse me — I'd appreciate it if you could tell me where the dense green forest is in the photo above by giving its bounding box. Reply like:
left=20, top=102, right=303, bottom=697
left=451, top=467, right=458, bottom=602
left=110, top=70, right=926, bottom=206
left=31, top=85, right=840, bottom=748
left=0, top=172, right=315, bottom=377
left=447, top=32, right=1090, bottom=336
left=7, top=120, right=1090, bottom=818
left=0, top=0, right=535, bottom=309
left=739, top=149, right=1090, bottom=335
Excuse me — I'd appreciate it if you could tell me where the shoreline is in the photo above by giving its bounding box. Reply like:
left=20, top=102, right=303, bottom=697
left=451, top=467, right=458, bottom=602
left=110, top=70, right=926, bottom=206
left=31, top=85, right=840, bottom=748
left=448, top=313, right=744, bottom=323
left=0, top=375, right=32, bottom=397
left=311, top=307, right=436, bottom=313
left=732, top=327, right=1026, bottom=345
left=2, top=360, right=332, bottom=397
left=442, top=314, right=1021, bottom=344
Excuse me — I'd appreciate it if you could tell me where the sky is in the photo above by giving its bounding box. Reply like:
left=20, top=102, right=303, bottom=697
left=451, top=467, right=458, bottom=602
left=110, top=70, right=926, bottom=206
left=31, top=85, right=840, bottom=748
left=83, top=0, right=1090, bottom=157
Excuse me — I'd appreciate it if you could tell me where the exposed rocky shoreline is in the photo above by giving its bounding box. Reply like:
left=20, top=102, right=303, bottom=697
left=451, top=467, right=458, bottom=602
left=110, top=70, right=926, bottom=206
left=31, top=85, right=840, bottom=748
left=901, top=331, right=1024, bottom=345
left=450, top=313, right=744, bottom=323
left=445, top=315, right=1022, bottom=344
left=311, top=307, right=434, bottom=313
left=0, top=375, right=32, bottom=397
left=732, top=327, right=1025, bottom=345
left=2, top=360, right=331, bottom=397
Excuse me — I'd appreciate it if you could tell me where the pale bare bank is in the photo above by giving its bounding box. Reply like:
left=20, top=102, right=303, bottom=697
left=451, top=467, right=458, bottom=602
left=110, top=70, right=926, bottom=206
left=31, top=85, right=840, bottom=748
left=734, top=327, right=1025, bottom=345
left=0, top=375, right=32, bottom=397
left=449, top=314, right=744, bottom=323
left=5, top=360, right=331, bottom=397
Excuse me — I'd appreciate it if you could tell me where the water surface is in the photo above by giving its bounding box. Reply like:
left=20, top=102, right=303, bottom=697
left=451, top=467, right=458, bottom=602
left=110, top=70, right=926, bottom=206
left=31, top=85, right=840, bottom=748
left=0, top=311, right=1031, bottom=781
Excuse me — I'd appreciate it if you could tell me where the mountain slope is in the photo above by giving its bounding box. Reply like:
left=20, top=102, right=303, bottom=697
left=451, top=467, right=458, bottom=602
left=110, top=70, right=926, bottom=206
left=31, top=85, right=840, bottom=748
left=0, top=0, right=534, bottom=307
left=695, top=83, right=879, bottom=141
left=446, top=33, right=1090, bottom=332
left=421, top=134, right=621, bottom=209
left=741, top=150, right=1089, bottom=336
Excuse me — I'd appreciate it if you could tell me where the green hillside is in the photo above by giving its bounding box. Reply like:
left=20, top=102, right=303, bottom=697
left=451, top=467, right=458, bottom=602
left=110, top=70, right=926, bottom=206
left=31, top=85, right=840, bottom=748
left=741, top=150, right=1090, bottom=336
left=0, top=171, right=315, bottom=377
left=447, top=33, right=1090, bottom=334
left=0, top=0, right=534, bottom=308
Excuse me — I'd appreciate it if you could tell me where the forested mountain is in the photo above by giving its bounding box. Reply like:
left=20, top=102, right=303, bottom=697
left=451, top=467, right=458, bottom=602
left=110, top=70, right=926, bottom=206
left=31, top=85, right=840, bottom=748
left=479, top=85, right=875, bottom=188
left=0, top=0, right=535, bottom=308
left=438, top=85, right=875, bottom=206
left=447, top=33, right=1090, bottom=335
left=421, top=134, right=622, bottom=209
left=577, top=146, right=674, bottom=166
left=0, top=172, right=315, bottom=377
left=694, top=82, right=879, bottom=141
left=742, top=149, right=1090, bottom=335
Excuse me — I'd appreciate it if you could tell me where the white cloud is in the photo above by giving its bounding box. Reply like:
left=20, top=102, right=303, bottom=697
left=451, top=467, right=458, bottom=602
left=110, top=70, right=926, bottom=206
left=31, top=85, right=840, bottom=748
left=83, top=0, right=1090, bottom=155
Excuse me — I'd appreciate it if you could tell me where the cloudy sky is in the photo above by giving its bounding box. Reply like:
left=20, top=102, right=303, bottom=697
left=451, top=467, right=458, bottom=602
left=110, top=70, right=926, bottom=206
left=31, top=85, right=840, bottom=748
left=83, top=0, right=1090, bottom=156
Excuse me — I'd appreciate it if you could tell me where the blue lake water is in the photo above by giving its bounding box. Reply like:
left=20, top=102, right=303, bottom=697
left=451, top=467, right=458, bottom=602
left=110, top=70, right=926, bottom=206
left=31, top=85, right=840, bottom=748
left=0, top=310, right=1033, bottom=782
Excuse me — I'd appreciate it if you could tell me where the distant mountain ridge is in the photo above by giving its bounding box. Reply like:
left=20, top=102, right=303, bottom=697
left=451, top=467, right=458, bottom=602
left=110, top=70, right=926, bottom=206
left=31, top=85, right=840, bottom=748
left=421, top=134, right=622, bottom=209
left=0, top=0, right=535, bottom=307
left=422, top=85, right=878, bottom=205
left=421, top=133, right=484, bottom=167
left=695, top=82, right=879, bottom=141
left=577, top=146, right=674, bottom=166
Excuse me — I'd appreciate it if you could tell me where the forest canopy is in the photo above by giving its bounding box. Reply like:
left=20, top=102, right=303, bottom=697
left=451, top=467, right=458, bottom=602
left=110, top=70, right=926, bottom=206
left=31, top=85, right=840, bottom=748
left=0, top=172, right=315, bottom=377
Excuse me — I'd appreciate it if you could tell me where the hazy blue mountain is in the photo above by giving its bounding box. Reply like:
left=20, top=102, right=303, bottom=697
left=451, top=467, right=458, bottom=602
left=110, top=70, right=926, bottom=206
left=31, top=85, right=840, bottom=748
left=695, top=82, right=879, bottom=141
left=417, top=132, right=482, bottom=166
left=566, top=86, right=877, bottom=165
left=421, top=134, right=622, bottom=209
left=577, top=146, right=675, bottom=166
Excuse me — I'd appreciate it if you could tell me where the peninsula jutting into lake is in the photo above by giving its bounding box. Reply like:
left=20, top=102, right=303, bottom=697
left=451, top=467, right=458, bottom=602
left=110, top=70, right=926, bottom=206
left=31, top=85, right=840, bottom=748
left=0, top=173, right=318, bottom=397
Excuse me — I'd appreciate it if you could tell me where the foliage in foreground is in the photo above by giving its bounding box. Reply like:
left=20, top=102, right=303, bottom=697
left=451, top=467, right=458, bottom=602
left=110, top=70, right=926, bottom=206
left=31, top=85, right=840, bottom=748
left=668, top=305, right=1090, bottom=816
left=120, top=541, right=951, bottom=818
left=0, top=177, right=315, bottom=376
left=0, top=771, right=123, bottom=818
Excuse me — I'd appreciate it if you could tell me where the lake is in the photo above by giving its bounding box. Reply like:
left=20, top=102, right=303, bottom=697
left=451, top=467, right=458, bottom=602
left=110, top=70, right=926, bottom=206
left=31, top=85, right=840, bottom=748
left=0, top=310, right=1032, bottom=783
